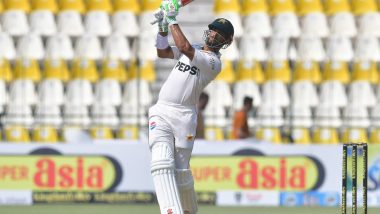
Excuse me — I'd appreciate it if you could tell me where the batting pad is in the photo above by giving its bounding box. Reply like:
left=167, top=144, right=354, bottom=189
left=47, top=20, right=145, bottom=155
left=176, top=169, right=198, bottom=214
left=151, top=142, right=184, bottom=214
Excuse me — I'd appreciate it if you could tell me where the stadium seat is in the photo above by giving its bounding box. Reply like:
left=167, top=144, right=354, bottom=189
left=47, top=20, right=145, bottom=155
left=354, top=36, right=380, bottom=62
left=117, top=125, right=139, bottom=140
left=205, top=127, right=225, bottom=141
left=236, top=60, right=265, bottom=84
left=255, top=127, right=283, bottom=143
left=342, top=105, right=370, bottom=128
left=4, top=125, right=31, bottom=142
left=101, top=59, right=128, bottom=82
left=71, top=58, right=99, bottom=83
left=1, top=10, right=29, bottom=36
left=294, top=61, right=322, bottom=84
left=91, top=104, right=119, bottom=126
left=265, top=60, right=291, bottom=84
left=324, top=0, right=350, bottom=15
left=322, top=61, right=350, bottom=84
left=319, top=80, right=348, bottom=108
left=286, top=106, right=313, bottom=129
left=112, top=11, right=139, bottom=37
left=140, top=0, right=161, bottom=11
left=329, top=12, right=357, bottom=37
left=233, top=80, right=262, bottom=110
left=291, top=80, right=319, bottom=108
left=300, top=12, right=329, bottom=38
left=240, top=36, right=267, bottom=61
left=0, top=58, right=13, bottom=83
left=122, top=79, right=152, bottom=108
left=66, top=79, right=93, bottom=106
left=86, top=0, right=112, bottom=13
left=270, top=0, right=295, bottom=15
left=241, top=0, right=270, bottom=37
left=215, top=60, right=235, bottom=83
left=43, top=59, right=70, bottom=82
left=119, top=103, right=148, bottom=126
left=9, top=79, right=37, bottom=105
left=4, top=104, right=34, bottom=126
left=313, top=105, right=341, bottom=144
left=341, top=128, right=369, bottom=144
left=3, top=0, right=30, bottom=12
left=204, top=103, right=227, bottom=128
left=17, top=33, right=45, bottom=60
left=214, top=0, right=240, bottom=13
left=94, top=79, right=122, bottom=106
left=104, top=33, right=132, bottom=61
left=32, top=125, right=59, bottom=143
left=139, top=11, right=157, bottom=36
left=14, top=58, right=41, bottom=82
left=29, top=10, right=57, bottom=36
left=132, top=60, right=155, bottom=82
left=113, top=0, right=140, bottom=13
left=31, top=0, right=58, bottom=12
left=63, top=105, right=91, bottom=127
left=38, top=79, right=65, bottom=106
left=272, top=12, right=300, bottom=38
left=314, top=105, right=342, bottom=128
left=261, top=80, right=289, bottom=107
left=220, top=41, right=239, bottom=61
left=204, top=80, right=233, bottom=112
left=46, top=34, right=74, bottom=60
left=297, top=36, right=326, bottom=62
left=34, top=105, right=62, bottom=127
left=351, top=0, right=377, bottom=15
left=296, top=0, right=323, bottom=16
left=89, top=126, right=114, bottom=139
left=312, top=127, right=340, bottom=144
left=348, top=81, right=376, bottom=107
left=326, top=36, right=354, bottom=62
left=243, top=12, right=272, bottom=38
left=369, top=128, right=380, bottom=144
left=58, top=0, right=86, bottom=13
left=75, top=34, right=103, bottom=60
left=357, top=12, right=380, bottom=37
left=84, top=11, right=112, bottom=37
left=0, top=33, right=16, bottom=60
left=137, top=35, right=157, bottom=61
left=242, top=0, right=267, bottom=15
left=255, top=104, right=284, bottom=143
left=352, top=61, right=379, bottom=83
left=287, top=127, right=311, bottom=144
left=268, top=36, right=292, bottom=61
left=57, top=10, right=85, bottom=37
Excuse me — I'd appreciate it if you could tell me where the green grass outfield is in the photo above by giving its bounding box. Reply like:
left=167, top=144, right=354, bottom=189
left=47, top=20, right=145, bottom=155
left=1, top=204, right=379, bottom=214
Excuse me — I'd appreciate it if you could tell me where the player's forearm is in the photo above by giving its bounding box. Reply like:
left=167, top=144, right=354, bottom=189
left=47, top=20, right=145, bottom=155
left=170, top=24, right=194, bottom=59
left=156, top=33, right=174, bottom=58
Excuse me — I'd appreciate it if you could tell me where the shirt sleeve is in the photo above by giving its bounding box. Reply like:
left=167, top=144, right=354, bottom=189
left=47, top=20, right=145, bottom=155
left=191, top=49, right=221, bottom=74
left=171, top=46, right=182, bottom=60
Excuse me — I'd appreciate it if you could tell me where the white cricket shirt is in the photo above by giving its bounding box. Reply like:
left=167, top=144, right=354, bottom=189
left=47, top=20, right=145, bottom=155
left=158, top=45, right=222, bottom=106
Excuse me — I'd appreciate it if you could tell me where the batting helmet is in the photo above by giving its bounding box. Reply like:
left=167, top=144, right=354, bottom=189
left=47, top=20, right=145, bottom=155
left=203, top=18, right=234, bottom=49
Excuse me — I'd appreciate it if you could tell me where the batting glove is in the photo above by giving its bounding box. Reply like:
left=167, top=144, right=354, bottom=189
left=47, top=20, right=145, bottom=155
left=154, top=10, right=169, bottom=32
left=160, top=0, right=180, bottom=25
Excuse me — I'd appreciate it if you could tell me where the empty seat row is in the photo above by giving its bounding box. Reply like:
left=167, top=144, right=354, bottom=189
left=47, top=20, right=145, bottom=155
left=0, top=78, right=152, bottom=107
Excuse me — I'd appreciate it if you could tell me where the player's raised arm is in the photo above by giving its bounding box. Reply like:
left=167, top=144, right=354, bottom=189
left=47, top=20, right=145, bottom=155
left=161, top=0, right=195, bottom=60
left=155, top=9, right=175, bottom=59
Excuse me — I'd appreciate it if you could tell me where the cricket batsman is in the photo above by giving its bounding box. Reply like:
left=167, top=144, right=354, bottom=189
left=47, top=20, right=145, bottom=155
left=148, top=0, right=234, bottom=213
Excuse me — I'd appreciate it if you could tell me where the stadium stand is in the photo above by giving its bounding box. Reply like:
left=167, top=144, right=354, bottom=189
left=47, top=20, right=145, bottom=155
left=0, top=0, right=380, bottom=144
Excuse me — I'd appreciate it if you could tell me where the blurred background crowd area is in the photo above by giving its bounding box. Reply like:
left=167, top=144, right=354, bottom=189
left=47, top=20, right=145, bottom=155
left=0, top=0, right=380, bottom=144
